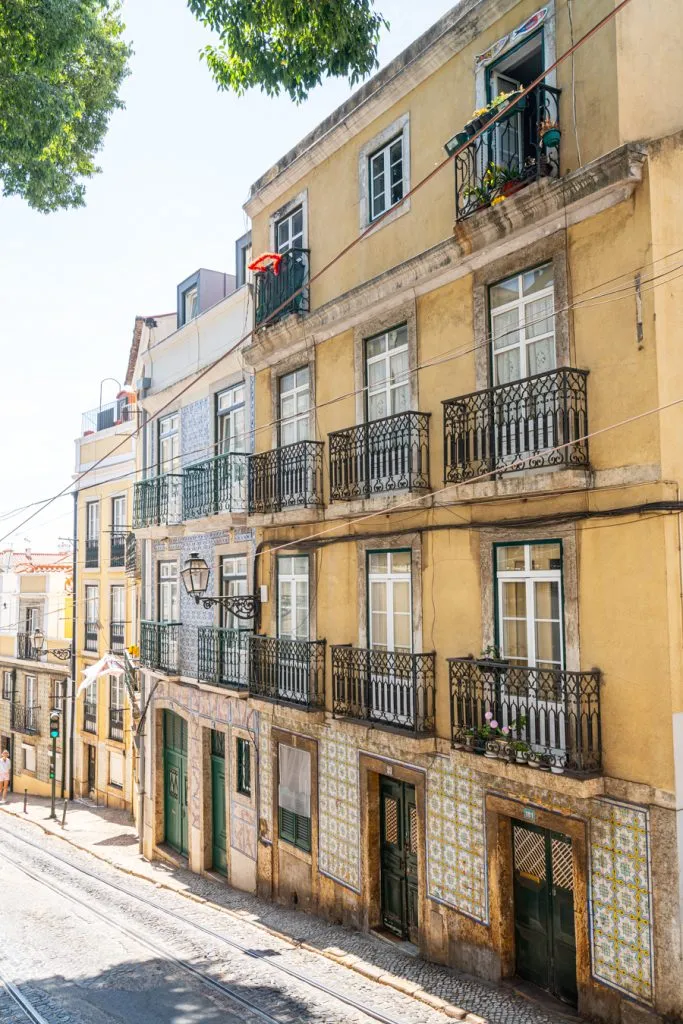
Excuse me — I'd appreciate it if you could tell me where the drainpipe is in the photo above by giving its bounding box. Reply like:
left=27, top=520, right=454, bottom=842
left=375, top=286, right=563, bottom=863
left=69, top=489, right=78, bottom=800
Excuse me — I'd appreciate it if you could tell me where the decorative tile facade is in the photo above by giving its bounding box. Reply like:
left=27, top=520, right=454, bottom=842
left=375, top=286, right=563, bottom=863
left=180, top=398, right=210, bottom=468
left=231, top=800, right=257, bottom=861
left=590, top=799, right=654, bottom=1004
left=259, top=717, right=272, bottom=838
left=318, top=731, right=360, bottom=891
left=426, top=755, right=488, bottom=923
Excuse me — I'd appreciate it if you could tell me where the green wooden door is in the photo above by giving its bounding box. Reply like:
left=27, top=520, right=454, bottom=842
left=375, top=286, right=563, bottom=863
left=211, top=730, right=227, bottom=875
left=380, top=777, right=419, bottom=942
left=163, top=711, right=188, bottom=856
left=513, top=822, right=577, bottom=1005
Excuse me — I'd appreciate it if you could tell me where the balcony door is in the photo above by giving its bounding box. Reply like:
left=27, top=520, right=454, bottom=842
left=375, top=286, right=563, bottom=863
left=486, top=30, right=544, bottom=175
left=85, top=585, right=99, bottom=652
left=279, top=367, right=310, bottom=445
left=364, top=326, right=412, bottom=492
left=110, top=585, right=125, bottom=652
left=276, top=206, right=303, bottom=254
left=112, top=495, right=126, bottom=531
left=368, top=551, right=414, bottom=726
left=277, top=556, right=310, bottom=702
left=220, top=556, right=250, bottom=685
left=158, top=413, right=181, bottom=518
left=158, top=562, right=179, bottom=673
left=216, top=384, right=247, bottom=510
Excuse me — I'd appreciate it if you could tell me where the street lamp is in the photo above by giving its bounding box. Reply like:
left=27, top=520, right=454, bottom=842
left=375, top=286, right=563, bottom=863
left=32, top=628, right=71, bottom=662
left=180, top=553, right=260, bottom=621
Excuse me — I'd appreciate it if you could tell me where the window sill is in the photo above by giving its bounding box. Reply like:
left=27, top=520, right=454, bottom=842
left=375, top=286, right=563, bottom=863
left=362, top=198, right=411, bottom=239
left=278, top=837, right=313, bottom=865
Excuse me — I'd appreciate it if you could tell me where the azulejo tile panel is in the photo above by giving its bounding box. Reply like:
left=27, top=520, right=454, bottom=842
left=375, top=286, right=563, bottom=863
left=318, top=731, right=360, bottom=892
left=426, top=755, right=487, bottom=923
left=590, top=799, right=654, bottom=1004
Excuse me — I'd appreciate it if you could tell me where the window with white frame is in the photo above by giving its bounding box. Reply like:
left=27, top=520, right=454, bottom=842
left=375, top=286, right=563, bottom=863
left=369, top=135, right=405, bottom=222
left=110, top=674, right=125, bottom=709
left=277, top=556, right=309, bottom=640
left=221, top=555, right=249, bottom=631
left=50, top=678, right=63, bottom=710
left=278, top=743, right=311, bottom=852
left=489, top=264, right=555, bottom=386
left=23, top=605, right=41, bottom=635
left=158, top=562, right=178, bottom=622
left=25, top=675, right=36, bottom=708
left=109, top=750, right=124, bottom=789
left=216, top=384, right=246, bottom=454
left=23, top=744, right=36, bottom=773
left=279, top=367, right=310, bottom=445
left=85, top=585, right=99, bottom=624
left=183, top=286, right=198, bottom=324
left=158, top=414, right=180, bottom=472
left=86, top=500, right=100, bottom=542
left=276, top=206, right=304, bottom=254
left=495, top=542, right=563, bottom=669
left=2, top=671, right=12, bottom=700
left=368, top=551, right=412, bottom=652
left=365, top=325, right=410, bottom=421
left=112, top=495, right=126, bottom=531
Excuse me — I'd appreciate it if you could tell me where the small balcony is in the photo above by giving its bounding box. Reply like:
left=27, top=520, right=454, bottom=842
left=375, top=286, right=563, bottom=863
left=140, top=621, right=180, bottom=674
left=83, top=700, right=97, bottom=734
left=448, top=658, right=602, bottom=774
left=16, top=633, right=42, bottom=662
left=182, top=452, right=248, bottom=520
left=329, top=411, right=431, bottom=501
left=124, top=533, right=138, bottom=577
left=11, top=703, right=40, bottom=735
left=332, top=646, right=436, bottom=735
left=133, top=474, right=183, bottom=529
left=81, top=396, right=133, bottom=435
left=454, top=84, right=560, bottom=220
left=198, top=627, right=250, bottom=689
left=85, top=621, right=98, bottom=653
left=110, top=532, right=126, bottom=567
left=248, top=441, right=324, bottom=515
left=110, top=621, right=126, bottom=654
left=254, top=248, right=310, bottom=327
left=85, top=539, right=99, bottom=568
left=249, top=636, right=325, bottom=709
left=443, top=367, right=589, bottom=483
left=109, top=707, right=124, bottom=741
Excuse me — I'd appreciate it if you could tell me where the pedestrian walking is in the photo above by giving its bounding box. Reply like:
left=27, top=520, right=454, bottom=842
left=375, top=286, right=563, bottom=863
left=0, top=749, right=10, bottom=803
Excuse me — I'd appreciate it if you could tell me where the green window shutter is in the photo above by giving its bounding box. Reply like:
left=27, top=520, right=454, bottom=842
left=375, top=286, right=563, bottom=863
left=237, top=738, right=251, bottom=795
left=279, top=806, right=297, bottom=844
left=243, top=740, right=251, bottom=795
left=295, top=813, right=311, bottom=852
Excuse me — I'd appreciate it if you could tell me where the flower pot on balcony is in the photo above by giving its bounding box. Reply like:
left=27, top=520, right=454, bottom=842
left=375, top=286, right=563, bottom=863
left=499, top=180, right=525, bottom=198
left=540, top=126, right=561, bottom=149
left=550, top=764, right=565, bottom=775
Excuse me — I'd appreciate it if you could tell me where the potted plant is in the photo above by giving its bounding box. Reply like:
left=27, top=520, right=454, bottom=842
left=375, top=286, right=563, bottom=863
left=550, top=757, right=566, bottom=775
left=464, top=106, right=491, bottom=136
left=513, top=740, right=530, bottom=764
left=489, top=88, right=526, bottom=116
left=480, top=712, right=501, bottom=757
left=497, top=725, right=513, bottom=761
left=538, top=116, right=561, bottom=149
left=462, top=182, right=491, bottom=210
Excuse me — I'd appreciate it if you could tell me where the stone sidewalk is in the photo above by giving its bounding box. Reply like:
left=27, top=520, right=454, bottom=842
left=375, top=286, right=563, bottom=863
left=0, top=792, right=576, bottom=1024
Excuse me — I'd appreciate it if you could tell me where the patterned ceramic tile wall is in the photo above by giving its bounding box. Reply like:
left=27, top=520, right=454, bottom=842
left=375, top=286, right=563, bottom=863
left=318, top=731, right=360, bottom=891
left=259, top=718, right=272, bottom=838
left=181, top=398, right=210, bottom=468
left=426, top=755, right=488, bottom=923
left=590, top=799, right=654, bottom=1003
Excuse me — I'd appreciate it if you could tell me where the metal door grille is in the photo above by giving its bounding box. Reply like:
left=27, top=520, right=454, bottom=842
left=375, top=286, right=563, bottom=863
left=409, top=805, right=418, bottom=854
left=551, top=837, right=574, bottom=891
left=384, top=796, right=399, bottom=845
left=513, top=826, right=546, bottom=881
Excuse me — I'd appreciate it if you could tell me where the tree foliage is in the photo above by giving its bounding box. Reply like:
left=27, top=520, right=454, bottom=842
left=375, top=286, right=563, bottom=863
left=187, top=0, right=388, bottom=103
left=0, top=0, right=130, bottom=212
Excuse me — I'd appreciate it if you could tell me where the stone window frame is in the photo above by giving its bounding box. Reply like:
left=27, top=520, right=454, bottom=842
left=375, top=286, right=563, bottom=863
left=355, top=533, right=423, bottom=651
left=473, top=2, right=557, bottom=111
left=268, top=189, right=309, bottom=253
left=269, top=349, right=317, bottom=450
left=271, top=547, right=318, bottom=642
left=352, top=298, right=418, bottom=426
left=209, top=370, right=249, bottom=455
left=271, top=727, right=318, bottom=874
left=479, top=523, right=579, bottom=671
left=472, top=232, right=572, bottom=393
left=358, top=112, right=411, bottom=234
left=233, top=726, right=257, bottom=810
left=212, top=541, right=255, bottom=630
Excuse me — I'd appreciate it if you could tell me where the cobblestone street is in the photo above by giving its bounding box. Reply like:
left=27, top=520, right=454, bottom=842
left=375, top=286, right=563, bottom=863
left=0, top=799, right=581, bottom=1024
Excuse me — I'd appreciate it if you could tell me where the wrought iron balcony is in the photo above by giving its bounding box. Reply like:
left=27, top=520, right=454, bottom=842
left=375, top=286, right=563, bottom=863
left=454, top=84, right=560, bottom=220
left=83, top=700, right=97, bottom=733
left=332, top=646, right=436, bottom=735
left=12, top=703, right=40, bottom=735
left=198, top=627, right=250, bottom=689
left=109, top=706, right=124, bottom=741
left=110, top=621, right=126, bottom=654
left=249, top=636, right=325, bottom=708
left=85, top=621, right=98, bottom=653
left=17, top=633, right=42, bottom=661
left=133, top=473, right=183, bottom=528
left=110, top=531, right=126, bottom=567
left=448, top=658, right=601, bottom=773
left=443, top=367, right=589, bottom=483
left=140, top=621, right=180, bottom=674
left=85, top=539, right=99, bottom=568
left=248, top=440, right=324, bottom=514
left=125, top=532, right=138, bottom=577
left=254, top=248, right=310, bottom=326
left=329, top=411, right=431, bottom=501
left=183, top=452, right=248, bottom=520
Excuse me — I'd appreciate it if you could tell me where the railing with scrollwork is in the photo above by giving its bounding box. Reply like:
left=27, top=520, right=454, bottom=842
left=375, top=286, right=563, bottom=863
left=249, top=636, right=325, bottom=708
left=125, top=533, right=138, bottom=577
left=140, top=621, right=180, bottom=674
left=183, top=452, right=248, bottom=520
left=198, top=627, right=250, bottom=689
left=454, top=84, right=560, bottom=220
left=133, top=474, right=183, bottom=528
left=448, top=658, right=601, bottom=773
left=85, top=539, right=99, bottom=568
left=254, top=248, right=310, bottom=326
left=85, top=621, right=99, bottom=653
left=11, top=703, right=40, bottom=735
left=17, top=633, right=41, bottom=661
left=443, top=367, right=589, bottom=483
left=109, top=707, right=124, bottom=741
left=248, top=441, right=324, bottom=514
left=110, top=532, right=126, bottom=567
left=332, top=646, right=435, bottom=734
left=110, top=621, right=126, bottom=653
left=329, top=411, right=431, bottom=501
left=83, top=701, right=97, bottom=734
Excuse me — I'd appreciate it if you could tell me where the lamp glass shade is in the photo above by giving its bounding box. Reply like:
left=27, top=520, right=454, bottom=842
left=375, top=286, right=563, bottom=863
left=32, top=628, right=46, bottom=652
left=181, top=553, right=210, bottom=598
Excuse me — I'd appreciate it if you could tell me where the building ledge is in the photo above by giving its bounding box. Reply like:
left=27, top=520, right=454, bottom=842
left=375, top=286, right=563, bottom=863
left=247, top=507, right=325, bottom=529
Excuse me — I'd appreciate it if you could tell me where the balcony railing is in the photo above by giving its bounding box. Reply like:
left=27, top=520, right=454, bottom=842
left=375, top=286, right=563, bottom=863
left=110, top=531, right=126, bottom=567
left=17, top=633, right=41, bottom=661
left=248, top=441, right=324, bottom=514
left=329, top=411, right=431, bottom=501
left=85, top=621, right=99, bottom=652
left=183, top=452, right=248, bottom=520
left=133, top=473, right=183, bottom=528
left=109, top=707, right=124, bottom=741
left=110, top=621, right=126, bottom=654
left=198, top=627, right=250, bottom=689
left=11, top=703, right=40, bottom=735
left=83, top=700, right=97, bottom=733
left=249, top=636, right=325, bottom=708
left=448, top=658, right=601, bottom=773
left=454, top=84, right=560, bottom=220
left=140, top=621, right=180, bottom=674
left=85, top=539, right=99, bottom=568
left=254, top=248, right=310, bottom=326
left=443, top=367, right=589, bottom=483
left=125, top=532, right=138, bottom=577
left=332, top=646, right=436, bottom=735
left=81, top=397, right=133, bottom=435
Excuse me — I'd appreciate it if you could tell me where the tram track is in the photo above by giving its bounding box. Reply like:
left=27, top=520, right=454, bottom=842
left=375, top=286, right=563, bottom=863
left=0, top=966, right=52, bottom=1024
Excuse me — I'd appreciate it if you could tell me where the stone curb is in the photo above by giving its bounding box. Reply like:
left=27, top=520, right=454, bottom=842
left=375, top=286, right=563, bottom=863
left=0, top=805, right=478, bottom=1022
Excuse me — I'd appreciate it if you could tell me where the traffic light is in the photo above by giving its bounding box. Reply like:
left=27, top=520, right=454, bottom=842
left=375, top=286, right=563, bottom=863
left=49, top=710, right=60, bottom=739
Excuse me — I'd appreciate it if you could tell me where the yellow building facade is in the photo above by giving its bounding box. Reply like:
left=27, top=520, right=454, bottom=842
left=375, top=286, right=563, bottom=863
left=238, top=1, right=683, bottom=1020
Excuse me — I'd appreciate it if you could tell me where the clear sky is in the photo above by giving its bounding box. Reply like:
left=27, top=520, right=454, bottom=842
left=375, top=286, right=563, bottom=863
left=0, top=0, right=455, bottom=552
